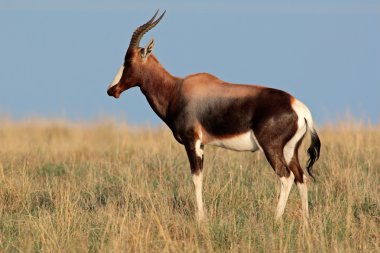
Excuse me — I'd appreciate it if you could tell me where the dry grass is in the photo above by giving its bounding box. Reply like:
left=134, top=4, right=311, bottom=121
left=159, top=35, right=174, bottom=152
left=0, top=119, right=379, bottom=252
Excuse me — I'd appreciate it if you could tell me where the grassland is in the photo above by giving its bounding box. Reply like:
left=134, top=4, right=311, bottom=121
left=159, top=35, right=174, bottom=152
left=0, top=119, right=379, bottom=252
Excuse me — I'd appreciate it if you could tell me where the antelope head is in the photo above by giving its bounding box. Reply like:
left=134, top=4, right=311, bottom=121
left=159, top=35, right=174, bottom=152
left=107, top=10, right=166, bottom=98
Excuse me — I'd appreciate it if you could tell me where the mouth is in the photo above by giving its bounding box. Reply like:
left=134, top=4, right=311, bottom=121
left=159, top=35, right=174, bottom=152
left=107, top=86, right=120, bottom=99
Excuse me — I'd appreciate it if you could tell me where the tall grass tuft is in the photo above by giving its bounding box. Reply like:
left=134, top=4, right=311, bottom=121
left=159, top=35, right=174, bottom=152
left=0, top=119, right=379, bottom=252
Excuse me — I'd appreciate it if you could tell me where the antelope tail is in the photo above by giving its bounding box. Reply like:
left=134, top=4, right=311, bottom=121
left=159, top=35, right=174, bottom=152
left=305, top=117, right=321, bottom=180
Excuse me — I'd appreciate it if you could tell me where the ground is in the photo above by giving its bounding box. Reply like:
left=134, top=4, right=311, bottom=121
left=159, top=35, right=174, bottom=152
left=0, top=119, right=379, bottom=252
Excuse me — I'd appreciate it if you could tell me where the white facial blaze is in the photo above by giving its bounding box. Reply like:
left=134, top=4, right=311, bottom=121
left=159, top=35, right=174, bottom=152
left=108, top=65, right=124, bottom=89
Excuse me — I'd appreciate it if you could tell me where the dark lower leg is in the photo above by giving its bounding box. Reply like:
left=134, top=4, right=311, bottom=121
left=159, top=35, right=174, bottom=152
left=185, top=142, right=205, bottom=220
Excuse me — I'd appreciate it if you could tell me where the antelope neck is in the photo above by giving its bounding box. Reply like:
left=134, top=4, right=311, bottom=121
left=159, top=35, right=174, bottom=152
left=138, top=58, right=181, bottom=121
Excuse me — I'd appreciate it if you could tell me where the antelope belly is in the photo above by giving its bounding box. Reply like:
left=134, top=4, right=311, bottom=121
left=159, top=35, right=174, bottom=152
left=208, top=131, right=260, bottom=152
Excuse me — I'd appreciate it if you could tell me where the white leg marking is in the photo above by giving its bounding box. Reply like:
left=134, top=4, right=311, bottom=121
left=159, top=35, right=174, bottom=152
left=276, top=172, right=295, bottom=220
left=192, top=172, right=204, bottom=221
left=297, top=175, right=309, bottom=219
left=108, top=65, right=124, bottom=89
left=195, top=139, right=204, bottom=158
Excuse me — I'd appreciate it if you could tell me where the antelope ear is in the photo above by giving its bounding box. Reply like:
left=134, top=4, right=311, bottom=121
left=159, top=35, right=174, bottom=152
left=141, top=38, right=155, bottom=60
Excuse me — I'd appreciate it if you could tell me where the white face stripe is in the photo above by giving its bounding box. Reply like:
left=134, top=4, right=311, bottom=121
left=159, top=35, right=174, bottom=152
left=108, top=65, right=124, bottom=89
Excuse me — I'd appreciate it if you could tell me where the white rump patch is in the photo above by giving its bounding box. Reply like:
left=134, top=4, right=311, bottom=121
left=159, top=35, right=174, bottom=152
left=108, top=65, right=124, bottom=89
left=208, top=131, right=260, bottom=152
left=292, top=99, right=313, bottom=131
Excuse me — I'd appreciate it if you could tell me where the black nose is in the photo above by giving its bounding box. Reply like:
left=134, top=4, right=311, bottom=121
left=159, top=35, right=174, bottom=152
left=107, top=87, right=113, bottom=96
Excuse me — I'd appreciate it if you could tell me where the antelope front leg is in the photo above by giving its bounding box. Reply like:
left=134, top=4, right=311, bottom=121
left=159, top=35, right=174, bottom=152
left=193, top=170, right=204, bottom=221
left=185, top=139, right=205, bottom=221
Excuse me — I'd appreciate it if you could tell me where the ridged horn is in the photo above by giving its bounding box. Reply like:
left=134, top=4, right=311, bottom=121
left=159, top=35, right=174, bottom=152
left=129, top=10, right=166, bottom=49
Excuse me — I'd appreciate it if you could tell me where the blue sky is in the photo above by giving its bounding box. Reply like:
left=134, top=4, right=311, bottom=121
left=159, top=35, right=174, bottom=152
left=0, top=1, right=379, bottom=125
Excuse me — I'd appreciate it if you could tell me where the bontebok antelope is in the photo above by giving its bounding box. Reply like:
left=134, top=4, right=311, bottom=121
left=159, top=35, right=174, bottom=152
left=107, top=10, right=321, bottom=221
